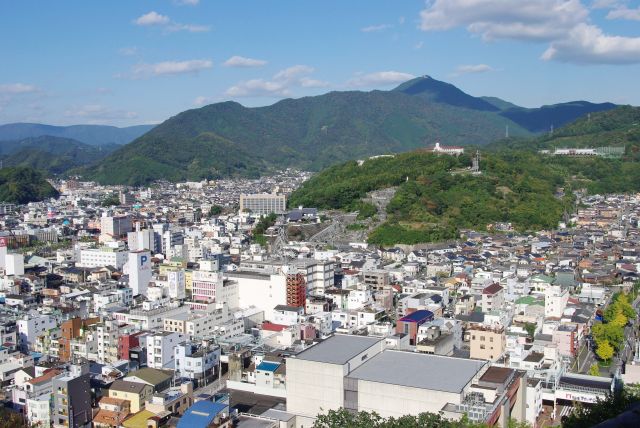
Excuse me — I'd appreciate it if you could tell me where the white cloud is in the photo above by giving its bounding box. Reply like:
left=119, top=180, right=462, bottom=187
left=194, top=96, right=213, bottom=106
left=175, top=0, right=199, bottom=5
left=399, top=16, right=406, bottom=24
left=347, top=71, right=415, bottom=87
left=0, top=83, right=38, bottom=94
left=223, top=56, right=268, bottom=68
left=299, top=77, right=330, bottom=88
left=361, top=24, right=392, bottom=32
left=134, top=11, right=210, bottom=33
left=453, top=64, right=495, bottom=76
left=64, top=104, right=138, bottom=124
left=419, top=0, right=588, bottom=41
left=124, top=59, right=213, bottom=79
left=607, top=7, right=640, bottom=20
left=134, top=11, right=170, bottom=26
left=118, top=46, right=138, bottom=56
left=591, top=0, right=624, bottom=9
left=542, top=23, right=640, bottom=64
left=414, top=41, right=424, bottom=49
left=273, top=65, right=315, bottom=82
left=166, top=23, right=211, bottom=33
left=225, top=65, right=328, bottom=97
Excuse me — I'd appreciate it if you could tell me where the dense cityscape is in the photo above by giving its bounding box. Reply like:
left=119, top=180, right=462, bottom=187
left=2, top=1, right=640, bottom=427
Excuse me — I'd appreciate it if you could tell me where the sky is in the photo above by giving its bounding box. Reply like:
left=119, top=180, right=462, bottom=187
left=1, top=0, right=640, bottom=127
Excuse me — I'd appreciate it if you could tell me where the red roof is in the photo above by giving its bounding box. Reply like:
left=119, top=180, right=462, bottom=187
left=483, top=283, right=504, bottom=295
left=261, top=322, right=288, bottom=332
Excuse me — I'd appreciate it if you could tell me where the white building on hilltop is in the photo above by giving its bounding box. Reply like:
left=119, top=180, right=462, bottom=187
left=427, top=141, right=465, bottom=156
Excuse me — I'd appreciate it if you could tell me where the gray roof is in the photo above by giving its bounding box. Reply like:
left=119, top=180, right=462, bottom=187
left=347, top=350, right=486, bottom=393
left=293, top=335, right=382, bottom=365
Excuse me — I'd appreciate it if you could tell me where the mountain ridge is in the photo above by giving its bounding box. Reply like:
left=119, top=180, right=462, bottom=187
left=82, top=76, right=622, bottom=185
left=0, top=123, right=155, bottom=146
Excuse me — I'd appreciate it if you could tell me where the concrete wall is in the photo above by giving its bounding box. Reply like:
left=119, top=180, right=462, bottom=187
left=357, top=380, right=460, bottom=418
left=286, top=359, right=345, bottom=418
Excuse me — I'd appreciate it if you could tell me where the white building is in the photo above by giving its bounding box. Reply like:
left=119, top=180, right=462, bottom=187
left=126, top=250, right=152, bottom=296
left=544, top=285, right=569, bottom=319
left=17, top=314, right=57, bottom=351
left=240, top=193, right=286, bottom=215
left=174, top=341, right=220, bottom=382
left=229, top=271, right=287, bottom=313
left=78, top=247, right=128, bottom=269
left=146, top=331, right=186, bottom=369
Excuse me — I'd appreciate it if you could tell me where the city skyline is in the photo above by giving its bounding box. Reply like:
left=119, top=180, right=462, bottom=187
left=1, top=0, right=640, bottom=126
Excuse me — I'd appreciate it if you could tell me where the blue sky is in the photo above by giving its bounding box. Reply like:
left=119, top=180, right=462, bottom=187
left=1, top=0, right=640, bottom=126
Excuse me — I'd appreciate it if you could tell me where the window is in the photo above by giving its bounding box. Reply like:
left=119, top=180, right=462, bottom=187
left=480, top=344, right=485, bottom=349
left=480, top=336, right=485, bottom=341
left=489, top=337, right=494, bottom=342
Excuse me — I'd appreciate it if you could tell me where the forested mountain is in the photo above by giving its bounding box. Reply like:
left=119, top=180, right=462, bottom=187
left=0, top=136, right=117, bottom=175
left=0, top=123, right=154, bottom=146
left=85, top=76, right=618, bottom=185
left=0, top=166, right=59, bottom=204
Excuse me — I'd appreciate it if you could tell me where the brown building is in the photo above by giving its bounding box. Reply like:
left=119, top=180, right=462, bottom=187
left=59, top=317, right=100, bottom=362
left=286, top=273, right=306, bottom=309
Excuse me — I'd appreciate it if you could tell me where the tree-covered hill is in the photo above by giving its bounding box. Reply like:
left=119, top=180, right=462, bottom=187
left=0, top=136, right=117, bottom=175
left=289, top=148, right=640, bottom=245
left=0, top=166, right=59, bottom=204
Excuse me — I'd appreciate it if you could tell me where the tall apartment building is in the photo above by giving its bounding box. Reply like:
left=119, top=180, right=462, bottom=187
left=286, top=273, right=306, bottom=308
left=240, top=193, right=286, bottom=215
left=52, top=365, right=92, bottom=428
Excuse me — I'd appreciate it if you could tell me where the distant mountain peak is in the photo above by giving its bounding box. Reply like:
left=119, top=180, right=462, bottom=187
left=393, top=75, right=500, bottom=112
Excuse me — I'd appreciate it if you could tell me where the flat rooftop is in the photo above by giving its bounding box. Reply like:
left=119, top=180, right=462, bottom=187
left=347, top=350, right=486, bottom=393
left=293, top=335, right=382, bottom=365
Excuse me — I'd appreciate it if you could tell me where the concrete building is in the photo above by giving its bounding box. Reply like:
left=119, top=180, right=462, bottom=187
left=545, top=285, right=569, bottom=319
left=127, top=250, right=152, bottom=296
left=240, top=193, right=286, bottom=215
left=481, top=283, right=505, bottom=313
left=142, top=331, right=185, bottom=370
left=78, top=247, right=128, bottom=270
left=469, top=325, right=505, bottom=362
left=286, top=334, right=524, bottom=427
left=101, top=215, right=132, bottom=239
left=52, top=365, right=92, bottom=428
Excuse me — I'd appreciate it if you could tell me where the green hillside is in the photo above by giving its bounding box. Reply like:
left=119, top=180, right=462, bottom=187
left=0, top=166, right=59, bottom=204
left=487, top=106, right=640, bottom=159
left=0, top=136, right=117, bottom=175
left=290, top=151, right=576, bottom=245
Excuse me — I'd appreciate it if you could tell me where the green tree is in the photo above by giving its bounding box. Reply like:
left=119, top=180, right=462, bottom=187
left=524, top=322, right=536, bottom=339
left=208, top=205, right=223, bottom=216
left=588, top=363, right=600, bottom=376
left=101, top=193, right=120, bottom=207
left=595, top=339, right=614, bottom=362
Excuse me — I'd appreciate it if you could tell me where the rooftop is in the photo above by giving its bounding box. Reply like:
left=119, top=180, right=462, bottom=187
left=292, top=334, right=382, bottom=365
left=347, top=350, right=486, bottom=393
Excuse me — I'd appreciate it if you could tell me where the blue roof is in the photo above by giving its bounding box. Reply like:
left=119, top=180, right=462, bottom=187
left=256, top=361, right=280, bottom=372
left=177, top=401, right=228, bottom=428
left=399, top=310, right=434, bottom=323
